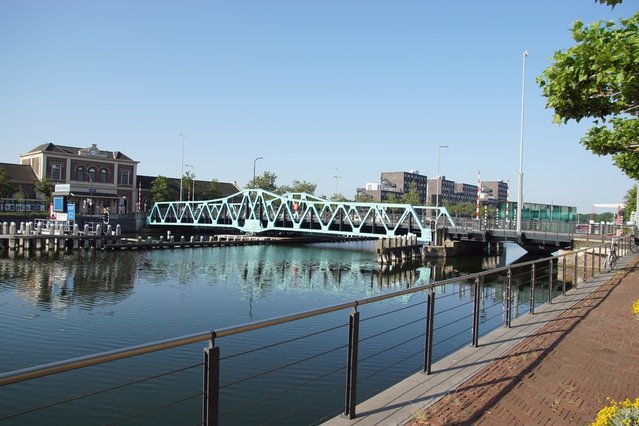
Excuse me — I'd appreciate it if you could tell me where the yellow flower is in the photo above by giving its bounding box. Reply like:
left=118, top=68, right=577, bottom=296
left=592, top=397, right=639, bottom=425
left=633, top=299, right=639, bottom=316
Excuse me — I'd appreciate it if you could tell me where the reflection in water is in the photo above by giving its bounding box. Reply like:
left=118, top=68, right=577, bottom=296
left=0, top=250, right=139, bottom=312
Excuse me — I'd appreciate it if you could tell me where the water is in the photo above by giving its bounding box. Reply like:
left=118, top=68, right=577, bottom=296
left=0, top=241, right=530, bottom=425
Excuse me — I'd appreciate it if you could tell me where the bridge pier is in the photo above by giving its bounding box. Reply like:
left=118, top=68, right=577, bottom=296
left=376, top=236, right=421, bottom=265
left=423, top=239, right=491, bottom=258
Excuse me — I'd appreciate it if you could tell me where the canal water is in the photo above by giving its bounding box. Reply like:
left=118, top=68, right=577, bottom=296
left=0, top=240, right=529, bottom=425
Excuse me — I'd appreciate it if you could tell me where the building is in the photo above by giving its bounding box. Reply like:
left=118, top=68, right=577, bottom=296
left=480, top=180, right=509, bottom=203
left=357, top=171, right=428, bottom=204
left=137, top=175, right=241, bottom=211
left=0, top=162, right=46, bottom=212
left=19, top=143, right=140, bottom=215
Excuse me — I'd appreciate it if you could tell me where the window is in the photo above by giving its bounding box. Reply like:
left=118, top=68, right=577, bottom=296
left=51, top=163, right=62, bottom=180
left=77, top=166, right=85, bottom=181
left=88, top=168, right=97, bottom=183
left=100, top=168, right=108, bottom=183
left=119, top=169, right=130, bottom=185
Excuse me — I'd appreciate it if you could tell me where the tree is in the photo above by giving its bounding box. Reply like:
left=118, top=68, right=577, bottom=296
left=207, top=179, right=221, bottom=199
left=624, top=184, right=637, bottom=215
left=151, top=175, right=175, bottom=202
left=246, top=171, right=278, bottom=192
left=330, top=193, right=350, bottom=202
left=0, top=167, right=11, bottom=197
left=182, top=171, right=195, bottom=201
left=34, top=178, right=53, bottom=204
left=279, top=180, right=317, bottom=195
left=354, top=193, right=374, bottom=203
left=537, top=12, right=639, bottom=179
left=400, top=182, right=421, bottom=206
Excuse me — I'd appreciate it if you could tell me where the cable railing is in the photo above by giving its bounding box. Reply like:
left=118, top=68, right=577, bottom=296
left=0, top=235, right=632, bottom=425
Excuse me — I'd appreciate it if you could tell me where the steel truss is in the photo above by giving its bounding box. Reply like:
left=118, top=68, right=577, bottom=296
left=147, top=189, right=454, bottom=243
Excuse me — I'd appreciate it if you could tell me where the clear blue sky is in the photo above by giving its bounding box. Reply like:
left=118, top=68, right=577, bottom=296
left=1, top=1, right=636, bottom=213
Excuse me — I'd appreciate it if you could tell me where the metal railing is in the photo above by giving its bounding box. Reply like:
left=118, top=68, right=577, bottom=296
left=0, top=236, right=631, bottom=425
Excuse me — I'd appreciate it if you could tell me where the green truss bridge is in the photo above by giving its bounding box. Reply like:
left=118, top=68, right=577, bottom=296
left=147, top=189, right=454, bottom=244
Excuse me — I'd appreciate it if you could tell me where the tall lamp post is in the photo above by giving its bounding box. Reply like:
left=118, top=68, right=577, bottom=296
left=253, top=157, right=263, bottom=182
left=334, top=168, right=341, bottom=196
left=516, top=50, right=528, bottom=235
left=435, top=145, right=449, bottom=212
left=178, top=133, right=185, bottom=201
left=185, top=164, right=195, bottom=201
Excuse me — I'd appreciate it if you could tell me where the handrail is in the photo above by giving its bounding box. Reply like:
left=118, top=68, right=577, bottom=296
left=0, top=236, right=626, bottom=391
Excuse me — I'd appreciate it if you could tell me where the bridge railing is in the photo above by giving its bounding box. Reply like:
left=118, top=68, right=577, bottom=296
left=1, top=236, right=631, bottom=424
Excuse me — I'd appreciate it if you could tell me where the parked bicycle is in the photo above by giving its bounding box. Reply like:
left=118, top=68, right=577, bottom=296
left=603, top=238, right=619, bottom=272
left=630, top=232, right=638, bottom=253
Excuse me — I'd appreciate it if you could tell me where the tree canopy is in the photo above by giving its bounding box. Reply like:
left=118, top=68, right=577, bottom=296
left=279, top=180, right=317, bottom=195
left=537, top=11, right=639, bottom=179
left=151, top=175, right=175, bottom=202
left=34, top=178, right=53, bottom=203
left=0, top=168, right=12, bottom=197
left=245, top=171, right=278, bottom=192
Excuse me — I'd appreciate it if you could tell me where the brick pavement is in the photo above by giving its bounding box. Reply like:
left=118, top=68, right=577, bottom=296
left=409, top=258, right=639, bottom=426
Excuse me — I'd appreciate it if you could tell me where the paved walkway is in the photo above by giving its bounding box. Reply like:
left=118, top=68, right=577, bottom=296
left=324, top=253, right=639, bottom=426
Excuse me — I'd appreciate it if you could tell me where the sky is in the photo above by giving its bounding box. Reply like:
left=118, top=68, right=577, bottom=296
left=1, top=0, right=637, bottom=213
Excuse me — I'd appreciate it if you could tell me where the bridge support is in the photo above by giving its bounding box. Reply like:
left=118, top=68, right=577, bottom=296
left=423, top=239, right=491, bottom=258
left=376, top=236, right=421, bottom=265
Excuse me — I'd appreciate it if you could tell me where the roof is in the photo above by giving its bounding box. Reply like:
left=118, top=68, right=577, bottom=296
left=0, top=162, right=39, bottom=183
left=24, top=143, right=137, bottom=162
left=137, top=175, right=241, bottom=198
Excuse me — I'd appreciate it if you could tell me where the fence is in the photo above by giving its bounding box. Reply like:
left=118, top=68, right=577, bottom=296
left=0, top=236, right=631, bottom=425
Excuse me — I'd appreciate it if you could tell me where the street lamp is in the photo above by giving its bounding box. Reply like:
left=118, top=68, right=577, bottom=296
left=185, top=164, right=195, bottom=201
left=516, top=50, right=528, bottom=235
left=435, top=145, right=449, bottom=212
left=334, top=168, right=341, bottom=196
left=253, top=157, right=263, bottom=182
left=178, top=133, right=185, bottom=201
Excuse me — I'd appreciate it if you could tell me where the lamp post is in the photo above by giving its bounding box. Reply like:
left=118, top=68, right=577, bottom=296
left=334, top=168, right=341, bottom=196
left=516, top=50, right=528, bottom=235
left=253, top=157, right=263, bottom=182
left=178, top=133, right=185, bottom=201
left=436, top=145, right=449, bottom=212
left=185, top=164, right=195, bottom=201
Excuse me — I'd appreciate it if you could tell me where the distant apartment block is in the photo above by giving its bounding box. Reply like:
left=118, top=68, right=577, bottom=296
left=358, top=170, right=508, bottom=208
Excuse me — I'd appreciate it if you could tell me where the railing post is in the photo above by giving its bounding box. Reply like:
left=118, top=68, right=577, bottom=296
left=548, top=259, right=553, bottom=303
left=203, top=333, right=219, bottom=426
left=344, top=309, right=360, bottom=419
left=529, top=264, right=536, bottom=315
left=583, top=249, right=588, bottom=282
left=574, top=253, right=579, bottom=288
left=471, top=277, right=481, bottom=347
left=505, top=268, right=512, bottom=328
left=562, top=256, right=567, bottom=295
left=591, top=247, right=595, bottom=278
left=423, top=288, right=436, bottom=374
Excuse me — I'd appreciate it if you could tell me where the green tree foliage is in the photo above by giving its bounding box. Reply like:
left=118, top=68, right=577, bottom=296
left=207, top=179, right=221, bottom=199
left=400, top=182, right=421, bottom=205
left=151, top=175, right=175, bottom=202
left=537, top=12, right=639, bottom=179
left=279, top=180, right=317, bottom=195
left=246, top=171, right=278, bottom=192
left=624, top=184, right=637, bottom=215
left=445, top=202, right=476, bottom=217
left=330, top=193, right=350, bottom=202
left=354, top=193, right=374, bottom=203
left=34, top=178, right=53, bottom=203
left=182, top=171, right=195, bottom=200
left=598, top=0, right=623, bottom=6
left=0, top=167, right=12, bottom=197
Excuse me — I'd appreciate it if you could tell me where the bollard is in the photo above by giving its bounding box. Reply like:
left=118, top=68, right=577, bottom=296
left=1, top=221, right=7, bottom=235
left=73, top=224, right=80, bottom=249
left=116, top=224, right=121, bottom=237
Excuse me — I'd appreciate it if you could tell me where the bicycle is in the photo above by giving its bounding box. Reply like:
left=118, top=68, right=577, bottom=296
left=630, top=233, right=638, bottom=253
left=603, top=238, right=618, bottom=272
